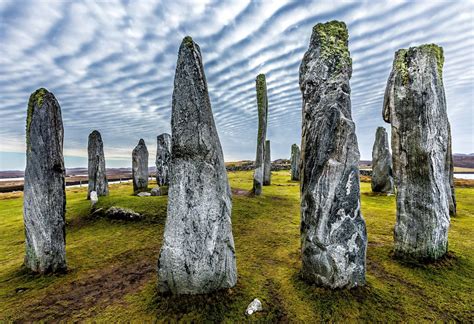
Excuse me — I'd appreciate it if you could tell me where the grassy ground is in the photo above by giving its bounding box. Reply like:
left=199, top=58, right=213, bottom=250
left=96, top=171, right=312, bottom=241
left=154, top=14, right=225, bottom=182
left=0, top=171, right=473, bottom=322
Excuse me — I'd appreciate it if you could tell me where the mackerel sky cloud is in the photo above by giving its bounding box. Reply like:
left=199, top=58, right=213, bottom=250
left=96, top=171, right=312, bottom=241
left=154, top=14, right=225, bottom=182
left=0, top=0, right=473, bottom=170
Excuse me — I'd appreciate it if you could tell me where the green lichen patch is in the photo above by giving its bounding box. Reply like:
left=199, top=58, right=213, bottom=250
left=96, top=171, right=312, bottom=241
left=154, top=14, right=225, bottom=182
left=394, top=49, right=409, bottom=85
left=256, top=74, right=267, bottom=110
left=313, top=20, right=351, bottom=70
left=418, top=43, right=444, bottom=80
left=182, top=36, right=194, bottom=50
left=26, top=88, right=48, bottom=148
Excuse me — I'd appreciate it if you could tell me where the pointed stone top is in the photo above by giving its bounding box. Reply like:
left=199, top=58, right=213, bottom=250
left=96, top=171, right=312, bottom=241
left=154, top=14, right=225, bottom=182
left=138, top=138, right=145, bottom=146
left=90, top=130, right=101, bottom=137
left=26, top=88, right=57, bottom=148
left=182, top=36, right=194, bottom=49
left=157, top=133, right=171, bottom=140
left=394, top=43, right=444, bottom=82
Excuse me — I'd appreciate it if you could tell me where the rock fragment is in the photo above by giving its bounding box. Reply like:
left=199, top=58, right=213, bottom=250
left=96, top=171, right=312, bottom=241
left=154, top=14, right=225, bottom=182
left=245, top=298, right=263, bottom=315
left=299, top=21, right=367, bottom=288
left=23, top=88, right=67, bottom=273
left=157, top=36, right=237, bottom=294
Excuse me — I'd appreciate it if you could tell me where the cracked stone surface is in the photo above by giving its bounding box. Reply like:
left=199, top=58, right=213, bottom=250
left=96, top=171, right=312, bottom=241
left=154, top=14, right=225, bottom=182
left=371, top=127, right=393, bottom=193
left=87, top=130, right=108, bottom=199
left=299, top=21, right=367, bottom=288
left=132, top=139, right=148, bottom=194
left=24, top=88, right=67, bottom=273
left=157, top=37, right=237, bottom=295
left=383, top=44, right=454, bottom=260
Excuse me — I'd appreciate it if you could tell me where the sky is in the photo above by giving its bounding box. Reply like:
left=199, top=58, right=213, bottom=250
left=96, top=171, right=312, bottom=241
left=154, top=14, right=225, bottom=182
left=0, top=0, right=473, bottom=170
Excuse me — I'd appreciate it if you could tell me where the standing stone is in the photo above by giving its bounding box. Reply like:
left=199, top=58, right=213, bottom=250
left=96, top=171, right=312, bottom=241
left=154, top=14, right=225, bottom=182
left=23, top=88, right=66, bottom=273
left=263, top=140, right=271, bottom=185
left=156, top=133, right=171, bottom=187
left=383, top=44, right=454, bottom=260
left=132, top=139, right=148, bottom=194
left=252, top=74, right=268, bottom=195
left=371, top=127, right=394, bottom=193
left=157, top=36, right=237, bottom=295
left=290, top=144, right=300, bottom=181
left=87, top=130, right=108, bottom=199
left=447, top=129, right=456, bottom=216
left=299, top=21, right=367, bottom=288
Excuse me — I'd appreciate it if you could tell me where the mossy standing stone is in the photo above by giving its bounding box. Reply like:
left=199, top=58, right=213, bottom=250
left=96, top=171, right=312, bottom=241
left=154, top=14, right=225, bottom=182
left=383, top=44, right=454, bottom=260
left=299, top=21, right=367, bottom=288
left=290, top=144, right=300, bottom=181
left=24, top=88, right=66, bottom=273
left=156, top=133, right=171, bottom=188
left=252, top=74, right=268, bottom=195
left=87, top=130, right=108, bottom=199
left=371, top=127, right=393, bottom=193
left=157, top=37, right=237, bottom=295
left=132, top=139, right=148, bottom=194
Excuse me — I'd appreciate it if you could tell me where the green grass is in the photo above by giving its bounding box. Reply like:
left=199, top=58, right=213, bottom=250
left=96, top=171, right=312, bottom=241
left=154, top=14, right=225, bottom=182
left=0, top=171, right=473, bottom=321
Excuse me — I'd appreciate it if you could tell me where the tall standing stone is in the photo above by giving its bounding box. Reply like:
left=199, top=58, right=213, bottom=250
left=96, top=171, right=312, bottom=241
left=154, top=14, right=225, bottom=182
left=132, top=139, right=148, bottom=194
left=371, top=127, right=393, bottom=193
left=156, top=133, right=171, bottom=187
left=447, top=130, right=456, bottom=216
left=87, top=130, right=108, bottom=199
left=290, top=144, right=300, bottom=181
left=252, top=74, right=268, bottom=195
left=23, top=88, right=66, bottom=273
left=299, top=21, right=367, bottom=288
left=157, top=36, right=237, bottom=295
left=383, top=44, right=454, bottom=260
left=263, top=140, right=271, bottom=185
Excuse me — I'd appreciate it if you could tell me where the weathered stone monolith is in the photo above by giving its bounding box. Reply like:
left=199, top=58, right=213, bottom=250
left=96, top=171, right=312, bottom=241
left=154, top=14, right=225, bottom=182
left=290, top=144, right=300, bottom=181
left=156, top=133, right=171, bottom=188
left=447, top=130, right=456, bottom=216
left=252, top=74, right=268, bottom=195
left=371, top=127, right=393, bottom=193
left=157, top=36, right=237, bottom=295
left=299, top=21, right=367, bottom=288
left=263, top=140, right=271, bottom=185
left=132, top=139, right=148, bottom=194
left=383, top=44, right=454, bottom=260
left=23, top=88, right=66, bottom=273
left=87, top=130, right=108, bottom=199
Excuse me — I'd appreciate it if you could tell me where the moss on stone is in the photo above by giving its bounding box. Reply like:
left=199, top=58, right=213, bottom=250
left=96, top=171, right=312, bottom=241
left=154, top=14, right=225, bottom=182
left=255, top=74, right=267, bottom=140
left=183, top=36, right=194, bottom=50
left=313, top=20, right=351, bottom=70
left=26, top=88, right=48, bottom=149
left=394, top=44, right=444, bottom=85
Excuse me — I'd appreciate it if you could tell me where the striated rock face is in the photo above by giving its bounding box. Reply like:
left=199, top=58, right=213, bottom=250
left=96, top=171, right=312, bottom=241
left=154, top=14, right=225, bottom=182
left=87, top=130, right=108, bottom=199
left=23, top=88, right=66, bottom=273
left=252, top=74, right=268, bottom=195
left=157, top=36, right=237, bottom=295
left=299, top=21, right=367, bottom=288
left=447, top=129, right=456, bottom=216
left=371, top=127, right=393, bottom=193
left=291, top=144, right=300, bottom=181
left=132, top=139, right=149, bottom=194
left=383, top=44, right=454, bottom=260
left=263, top=140, right=271, bottom=185
left=156, top=133, right=171, bottom=187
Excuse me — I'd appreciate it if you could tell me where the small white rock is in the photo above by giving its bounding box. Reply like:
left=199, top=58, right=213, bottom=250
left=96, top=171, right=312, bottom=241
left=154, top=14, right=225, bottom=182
left=150, top=187, right=161, bottom=196
left=137, top=192, right=151, bottom=197
left=90, top=191, right=98, bottom=206
left=245, top=298, right=262, bottom=316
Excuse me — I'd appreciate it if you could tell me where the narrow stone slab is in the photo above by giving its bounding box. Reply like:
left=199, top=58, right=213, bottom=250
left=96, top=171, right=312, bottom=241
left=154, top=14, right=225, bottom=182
left=157, top=36, right=237, bottom=295
left=156, top=133, right=171, bottom=187
left=24, top=88, right=67, bottom=273
left=371, top=127, right=393, bottom=193
left=383, top=44, right=454, bottom=260
left=252, top=74, right=268, bottom=195
left=263, top=140, right=271, bottom=185
left=87, top=130, right=108, bottom=199
left=299, top=21, right=367, bottom=288
left=132, top=139, right=148, bottom=194
left=290, top=144, right=300, bottom=181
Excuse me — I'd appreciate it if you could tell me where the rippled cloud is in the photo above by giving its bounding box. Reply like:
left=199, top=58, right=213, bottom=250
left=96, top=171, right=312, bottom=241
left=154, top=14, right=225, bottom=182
left=0, top=0, right=473, bottom=169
